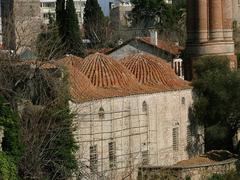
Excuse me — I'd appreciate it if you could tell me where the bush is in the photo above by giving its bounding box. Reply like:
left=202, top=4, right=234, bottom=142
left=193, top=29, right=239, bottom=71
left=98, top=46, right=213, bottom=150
left=0, top=149, right=18, bottom=180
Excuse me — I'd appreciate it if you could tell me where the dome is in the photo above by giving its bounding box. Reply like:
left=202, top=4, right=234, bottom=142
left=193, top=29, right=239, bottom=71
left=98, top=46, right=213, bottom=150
left=55, top=55, right=83, bottom=68
left=120, top=53, right=190, bottom=90
left=80, top=53, right=142, bottom=91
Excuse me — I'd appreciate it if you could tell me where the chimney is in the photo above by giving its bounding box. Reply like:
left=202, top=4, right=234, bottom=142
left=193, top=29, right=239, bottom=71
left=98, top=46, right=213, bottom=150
left=149, top=29, right=158, bottom=46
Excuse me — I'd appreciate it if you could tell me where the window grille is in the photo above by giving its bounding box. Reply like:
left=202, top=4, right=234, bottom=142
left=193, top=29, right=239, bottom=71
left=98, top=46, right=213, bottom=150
left=90, top=145, right=98, bottom=172
left=142, top=101, right=148, bottom=112
left=98, top=107, right=104, bottom=119
left=173, top=127, right=179, bottom=151
left=187, top=125, right=192, bottom=144
left=181, top=97, right=185, bottom=105
left=142, top=150, right=149, bottom=165
left=108, top=141, right=117, bottom=168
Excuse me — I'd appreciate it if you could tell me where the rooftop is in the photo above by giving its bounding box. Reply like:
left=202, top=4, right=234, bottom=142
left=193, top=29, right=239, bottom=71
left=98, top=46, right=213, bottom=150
left=57, top=53, right=191, bottom=102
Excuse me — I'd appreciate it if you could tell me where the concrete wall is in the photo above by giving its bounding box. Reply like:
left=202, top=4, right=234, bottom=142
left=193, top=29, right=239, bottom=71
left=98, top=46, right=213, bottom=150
left=108, top=41, right=174, bottom=61
left=138, top=159, right=239, bottom=180
left=70, top=89, right=204, bottom=179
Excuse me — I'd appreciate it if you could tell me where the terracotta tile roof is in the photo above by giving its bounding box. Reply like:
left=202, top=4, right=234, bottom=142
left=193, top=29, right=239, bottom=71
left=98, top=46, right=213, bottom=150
left=86, top=48, right=113, bottom=55
left=120, top=53, right=190, bottom=90
left=16, top=60, right=57, bottom=69
left=106, top=37, right=183, bottom=56
left=55, top=55, right=83, bottom=68
left=138, top=37, right=183, bottom=55
left=79, top=53, right=142, bottom=91
left=54, top=53, right=191, bottom=103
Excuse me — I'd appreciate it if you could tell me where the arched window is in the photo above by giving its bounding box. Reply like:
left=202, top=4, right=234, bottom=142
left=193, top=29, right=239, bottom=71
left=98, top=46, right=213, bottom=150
left=181, top=97, right=185, bottom=105
left=98, top=107, right=105, bottom=119
left=142, top=101, right=148, bottom=112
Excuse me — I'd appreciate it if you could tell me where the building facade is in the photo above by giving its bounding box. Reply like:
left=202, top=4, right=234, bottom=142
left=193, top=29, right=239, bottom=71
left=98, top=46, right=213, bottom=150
left=40, top=0, right=86, bottom=27
left=57, top=53, right=204, bottom=179
left=110, top=0, right=133, bottom=29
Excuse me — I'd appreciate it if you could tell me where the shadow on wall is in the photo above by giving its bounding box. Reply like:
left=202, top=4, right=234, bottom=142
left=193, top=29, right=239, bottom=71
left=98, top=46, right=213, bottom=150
left=186, top=107, right=204, bottom=158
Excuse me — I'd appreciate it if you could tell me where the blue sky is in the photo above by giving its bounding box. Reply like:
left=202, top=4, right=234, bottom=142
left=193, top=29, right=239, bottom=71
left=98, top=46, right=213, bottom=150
left=98, top=0, right=110, bottom=16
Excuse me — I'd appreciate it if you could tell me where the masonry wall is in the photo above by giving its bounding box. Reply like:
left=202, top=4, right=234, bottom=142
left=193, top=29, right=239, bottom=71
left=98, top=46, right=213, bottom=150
left=14, top=0, right=42, bottom=52
left=138, top=159, right=239, bottom=180
left=70, top=89, right=203, bottom=179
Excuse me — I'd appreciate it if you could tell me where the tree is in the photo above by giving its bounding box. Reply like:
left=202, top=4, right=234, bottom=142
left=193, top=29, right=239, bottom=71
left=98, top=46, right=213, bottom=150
left=84, top=0, right=107, bottom=47
left=64, top=0, right=83, bottom=55
left=36, top=15, right=64, bottom=60
left=192, top=56, right=240, bottom=151
left=130, top=0, right=186, bottom=44
left=55, top=0, right=84, bottom=56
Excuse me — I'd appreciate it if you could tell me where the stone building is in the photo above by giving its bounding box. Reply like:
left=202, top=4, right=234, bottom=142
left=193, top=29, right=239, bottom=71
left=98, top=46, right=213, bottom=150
left=110, top=0, right=133, bottom=29
left=57, top=53, right=204, bottom=179
left=14, top=0, right=42, bottom=53
left=185, top=0, right=237, bottom=80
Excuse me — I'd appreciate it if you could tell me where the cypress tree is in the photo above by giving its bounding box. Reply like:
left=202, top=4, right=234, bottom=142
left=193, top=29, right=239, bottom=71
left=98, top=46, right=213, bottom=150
left=84, top=0, right=107, bottom=47
left=64, top=0, right=83, bottom=55
left=55, top=0, right=84, bottom=56
left=56, top=0, right=66, bottom=38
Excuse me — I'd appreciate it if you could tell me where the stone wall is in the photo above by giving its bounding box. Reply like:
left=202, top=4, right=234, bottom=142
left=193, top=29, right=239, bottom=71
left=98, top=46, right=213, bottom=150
left=138, top=159, right=239, bottom=180
left=70, top=88, right=204, bottom=179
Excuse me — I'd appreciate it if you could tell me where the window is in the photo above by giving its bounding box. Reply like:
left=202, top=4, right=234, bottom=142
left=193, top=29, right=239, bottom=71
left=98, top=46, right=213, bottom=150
left=142, top=101, right=148, bottom=112
left=173, top=127, right=179, bottom=151
left=187, top=125, right=192, bottom=144
left=108, top=141, right=116, bottom=168
left=90, top=145, right=98, bottom=172
left=98, top=107, right=104, bottom=119
left=142, top=150, right=149, bottom=165
left=181, top=97, right=185, bottom=105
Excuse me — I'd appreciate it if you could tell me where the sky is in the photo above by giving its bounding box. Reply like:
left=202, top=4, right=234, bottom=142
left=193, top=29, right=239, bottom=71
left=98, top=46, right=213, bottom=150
left=98, top=0, right=111, bottom=16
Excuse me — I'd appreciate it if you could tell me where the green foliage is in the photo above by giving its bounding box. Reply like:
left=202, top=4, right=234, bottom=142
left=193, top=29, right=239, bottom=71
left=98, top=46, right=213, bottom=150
left=43, top=105, right=78, bottom=179
left=131, top=0, right=168, bottom=28
left=36, top=17, right=63, bottom=59
left=0, top=152, right=18, bottom=180
left=64, top=0, right=83, bottom=55
left=0, top=96, right=23, bottom=179
left=84, top=0, right=107, bottom=46
left=37, top=0, right=84, bottom=59
left=130, top=0, right=186, bottom=43
left=192, top=56, right=240, bottom=151
left=208, top=171, right=240, bottom=180
left=0, top=96, right=23, bottom=163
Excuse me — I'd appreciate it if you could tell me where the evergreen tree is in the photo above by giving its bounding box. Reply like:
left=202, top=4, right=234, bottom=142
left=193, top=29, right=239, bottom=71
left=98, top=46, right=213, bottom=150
left=84, top=0, right=107, bottom=46
left=54, top=0, right=84, bottom=56
left=64, top=0, right=83, bottom=55
left=56, top=0, right=65, bottom=34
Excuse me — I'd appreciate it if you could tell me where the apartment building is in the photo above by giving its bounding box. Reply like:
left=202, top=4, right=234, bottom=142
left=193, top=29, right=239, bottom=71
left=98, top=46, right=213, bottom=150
left=40, top=0, right=86, bottom=27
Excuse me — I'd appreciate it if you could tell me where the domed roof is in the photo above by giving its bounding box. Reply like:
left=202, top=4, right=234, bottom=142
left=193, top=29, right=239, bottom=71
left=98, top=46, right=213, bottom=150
left=120, top=53, right=190, bottom=90
left=80, top=53, right=142, bottom=91
left=55, top=55, right=83, bottom=68
left=69, top=66, right=103, bottom=102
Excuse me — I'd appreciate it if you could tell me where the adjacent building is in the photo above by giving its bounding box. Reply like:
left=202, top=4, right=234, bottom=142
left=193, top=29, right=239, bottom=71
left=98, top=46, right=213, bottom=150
left=109, top=0, right=133, bottom=29
left=40, top=0, right=86, bottom=27
left=107, top=31, right=184, bottom=78
left=56, top=53, right=204, bottom=179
